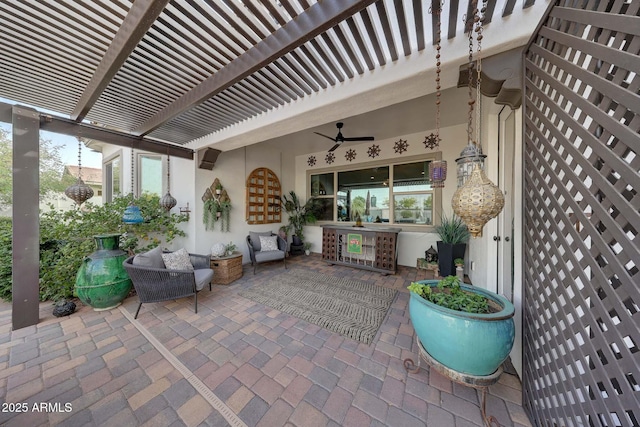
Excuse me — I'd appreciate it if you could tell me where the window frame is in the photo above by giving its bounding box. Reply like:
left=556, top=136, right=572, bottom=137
left=103, top=151, right=122, bottom=203
left=307, top=153, right=442, bottom=230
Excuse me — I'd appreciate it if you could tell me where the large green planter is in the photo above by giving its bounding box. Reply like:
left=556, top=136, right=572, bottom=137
left=409, top=280, right=515, bottom=376
left=75, top=234, right=132, bottom=310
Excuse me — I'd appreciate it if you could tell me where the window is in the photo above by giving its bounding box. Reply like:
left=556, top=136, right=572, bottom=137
left=104, top=156, right=120, bottom=203
left=309, top=157, right=438, bottom=227
left=392, top=161, right=433, bottom=225
left=138, top=154, right=163, bottom=196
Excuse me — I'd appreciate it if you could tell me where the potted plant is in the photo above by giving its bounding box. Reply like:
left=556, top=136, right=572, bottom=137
left=225, top=241, right=237, bottom=256
left=215, top=182, right=223, bottom=195
left=435, top=214, right=470, bottom=276
left=408, top=276, right=515, bottom=376
left=454, top=258, right=465, bottom=280
left=303, top=242, right=312, bottom=256
left=281, top=191, right=318, bottom=249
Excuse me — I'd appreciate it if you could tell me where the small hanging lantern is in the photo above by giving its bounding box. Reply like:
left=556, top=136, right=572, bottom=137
left=451, top=0, right=504, bottom=237
left=429, top=160, right=447, bottom=188
left=65, top=137, right=94, bottom=206
left=123, top=146, right=143, bottom=224
left=428, top=3, right=447, bottom=187
left=160, top=154, right=177, bottom=211
left=455, top=143, right=486, bottom=187
left=425, top=245, right=438, bottom=264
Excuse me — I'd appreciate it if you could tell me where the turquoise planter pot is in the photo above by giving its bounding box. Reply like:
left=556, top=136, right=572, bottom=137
left=409, top=280, right=515, bottom=376
left=75, top=234, right=132, bottom=310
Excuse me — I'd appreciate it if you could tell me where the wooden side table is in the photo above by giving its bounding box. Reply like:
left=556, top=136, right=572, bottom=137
left=210, top=252, right=243, bottom=285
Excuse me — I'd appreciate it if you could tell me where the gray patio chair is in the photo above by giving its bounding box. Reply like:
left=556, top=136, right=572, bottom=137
left=246, top=231, right=287, bottom=274
left=123, top=248, right=213, bottom=318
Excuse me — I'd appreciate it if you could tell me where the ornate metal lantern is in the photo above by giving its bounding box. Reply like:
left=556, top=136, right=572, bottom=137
left=455, top=143, right=486, bottom=187
left=64, top=137, right=94, bottom=206
left=160, top=155, right=177, bottom=211
left=451, top=0, right=504, bottom=237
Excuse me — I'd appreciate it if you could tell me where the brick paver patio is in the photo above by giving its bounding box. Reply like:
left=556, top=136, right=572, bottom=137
left=0, top=255, right=532, bottom=426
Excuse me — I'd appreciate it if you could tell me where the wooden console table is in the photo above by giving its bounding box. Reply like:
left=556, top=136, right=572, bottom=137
left=210, top=252, right=243, bottom=285
left=322, top=225, right=401, bottom=275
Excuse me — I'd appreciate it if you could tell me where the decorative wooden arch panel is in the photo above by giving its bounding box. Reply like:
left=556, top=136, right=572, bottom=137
left=246, top=167, right=281, bottom=224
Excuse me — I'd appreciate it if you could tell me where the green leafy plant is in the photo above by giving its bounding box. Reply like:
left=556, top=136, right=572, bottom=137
left=435, top=213, right=470, bottom=244
left=408, top=276, right=489, bottom=314
left=280, top=190, right=319, bottom=242
left=0, top=194, right=188, bottom=303
left=303, top=242, right=312, bottom=251
left=454, top=258, right=464, bottom=266
left=225, top=241, right=236, bottom=255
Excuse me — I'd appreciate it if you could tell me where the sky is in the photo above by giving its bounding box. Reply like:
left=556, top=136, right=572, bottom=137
left=0, top=98, right=102, bottom=169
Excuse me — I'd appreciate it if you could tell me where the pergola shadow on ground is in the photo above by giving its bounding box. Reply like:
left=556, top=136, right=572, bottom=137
left=0, top=255, right=531, bottom=427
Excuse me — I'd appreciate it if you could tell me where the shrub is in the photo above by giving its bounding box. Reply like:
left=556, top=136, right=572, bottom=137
left=0, top=194, right=188, bottom=302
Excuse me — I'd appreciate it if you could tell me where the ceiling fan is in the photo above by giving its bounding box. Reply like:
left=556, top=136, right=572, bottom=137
left=314, top=122, right=374, bottom=152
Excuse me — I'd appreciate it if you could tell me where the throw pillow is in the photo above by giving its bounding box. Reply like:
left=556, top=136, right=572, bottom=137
left=249, top=231, right=273, bottom=251
left=259, top=235, right=279, bottom=252
left=161, top=248, right=194, bottom=271
left=132, top=246, right=165, bottom=269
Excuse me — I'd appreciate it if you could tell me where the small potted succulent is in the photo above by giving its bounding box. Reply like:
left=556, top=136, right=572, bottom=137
left=303, top=242, right=312, bottom=256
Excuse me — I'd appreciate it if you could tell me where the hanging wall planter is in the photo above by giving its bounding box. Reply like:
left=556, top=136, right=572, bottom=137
left=202, top=178, right=231, bottom=232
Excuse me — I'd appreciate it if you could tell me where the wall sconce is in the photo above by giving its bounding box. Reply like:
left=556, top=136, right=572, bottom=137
left=179, top=202, right=191, bottom=220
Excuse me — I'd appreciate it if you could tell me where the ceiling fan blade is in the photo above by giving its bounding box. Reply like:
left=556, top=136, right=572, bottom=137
left=343, top=136, right=374, bottom=141
left=328, top=143, right=341, bottom=152
left=314, top=132, right=337, bottom=142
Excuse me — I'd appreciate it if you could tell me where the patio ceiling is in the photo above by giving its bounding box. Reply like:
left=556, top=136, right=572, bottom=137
left=0, top=0, right=540, bottom=154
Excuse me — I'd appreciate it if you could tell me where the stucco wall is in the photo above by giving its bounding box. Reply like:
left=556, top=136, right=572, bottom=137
left=295, top=123, right=469, bottom=268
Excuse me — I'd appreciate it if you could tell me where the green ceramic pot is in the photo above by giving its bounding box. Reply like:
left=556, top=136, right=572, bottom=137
left=409, top=280, right=515, bottom=376
left=75, top=234, right=132, bottom=310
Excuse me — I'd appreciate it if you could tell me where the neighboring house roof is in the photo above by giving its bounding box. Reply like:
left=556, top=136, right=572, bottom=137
left=64, top=166, right=102, bottom=186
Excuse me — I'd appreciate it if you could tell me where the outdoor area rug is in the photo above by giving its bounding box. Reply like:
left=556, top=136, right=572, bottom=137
left=239, top=269, right=397, bottom=344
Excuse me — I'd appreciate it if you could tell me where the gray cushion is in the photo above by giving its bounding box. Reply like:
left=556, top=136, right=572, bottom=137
left=194, top=269, right=214, bottom=291
left=249, top=231, right=273, bottom=251
left=255, top=250, right=285, bottom=263
left=132, top=246, right=165, bottom=269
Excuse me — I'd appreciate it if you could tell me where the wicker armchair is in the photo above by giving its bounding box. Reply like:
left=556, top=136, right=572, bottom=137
left=123, top=251, right=213, bottom=319
left=246, top=231, right=287, bottom=274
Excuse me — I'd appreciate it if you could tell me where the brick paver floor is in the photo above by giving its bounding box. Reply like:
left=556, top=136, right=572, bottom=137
left=0, top=255, right=533, bottom=426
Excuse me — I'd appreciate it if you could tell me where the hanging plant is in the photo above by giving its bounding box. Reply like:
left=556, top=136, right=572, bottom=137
left=203, top=198, right=221, bottom=231
left=219, top=201, right=231, bottom=232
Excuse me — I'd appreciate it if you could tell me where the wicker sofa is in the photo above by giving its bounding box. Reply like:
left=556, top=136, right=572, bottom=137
left=123, top=247, right=213, bottom=318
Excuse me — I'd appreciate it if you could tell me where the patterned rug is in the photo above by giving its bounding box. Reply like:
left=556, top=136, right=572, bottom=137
left=239, top=269, right=397, bottom=344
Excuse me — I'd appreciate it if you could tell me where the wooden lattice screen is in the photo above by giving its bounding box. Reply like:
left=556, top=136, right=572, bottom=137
left=523, top=1, right=639, bottom=426
left=246, top=167, right=282, bottom=224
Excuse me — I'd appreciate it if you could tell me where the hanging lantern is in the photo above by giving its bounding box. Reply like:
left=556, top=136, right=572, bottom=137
left=65, top=137, right=94, bottom=206
left=122, top=147, right=144, bottom=223
left=451, top=0, right=503, bottom=237
left=123, top=204, right=144, bottom=224
left=452, top=163, right=504, bottom=237
left=160, top=154, right=177, bottom=211
left=429, top=160, right=447, bottom=188
left=455, top=144, right=486, bottom=187
left=428, top=3, right=447, bottom=187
